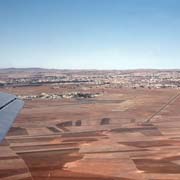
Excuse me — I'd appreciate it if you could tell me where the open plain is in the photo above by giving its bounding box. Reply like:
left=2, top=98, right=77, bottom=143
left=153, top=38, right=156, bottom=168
left=1, top=69, right=180, bottom=180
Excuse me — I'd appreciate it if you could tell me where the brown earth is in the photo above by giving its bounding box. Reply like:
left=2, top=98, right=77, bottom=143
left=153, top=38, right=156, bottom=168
left=1, top=86, right=180, bottom=179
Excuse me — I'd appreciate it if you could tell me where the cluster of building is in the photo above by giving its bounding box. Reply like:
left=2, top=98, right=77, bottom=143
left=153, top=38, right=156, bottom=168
left=18, top=92, right=100, bottom=100
left=111, top=71, right=180, bottom=88
left=1, top=69, right=180, bottom=89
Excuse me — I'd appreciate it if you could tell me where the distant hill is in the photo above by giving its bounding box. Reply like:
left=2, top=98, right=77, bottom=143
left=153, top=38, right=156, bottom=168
left=0, top=68, right=180, bottom=73
left=0, top=68, right=51, bottom=73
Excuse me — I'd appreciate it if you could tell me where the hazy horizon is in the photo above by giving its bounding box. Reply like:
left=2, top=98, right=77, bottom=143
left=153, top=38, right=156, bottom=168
left=2, top=67, right=180, bottom=71
left=1, top=0, right=180, bottom=69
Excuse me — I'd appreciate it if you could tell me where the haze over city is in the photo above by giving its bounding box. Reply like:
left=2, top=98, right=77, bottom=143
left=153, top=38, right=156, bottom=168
left=1, top=0, right=180, bottom=69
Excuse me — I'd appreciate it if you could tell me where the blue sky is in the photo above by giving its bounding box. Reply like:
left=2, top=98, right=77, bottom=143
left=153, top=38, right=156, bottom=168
left=0, top=0, right=180, bottom=69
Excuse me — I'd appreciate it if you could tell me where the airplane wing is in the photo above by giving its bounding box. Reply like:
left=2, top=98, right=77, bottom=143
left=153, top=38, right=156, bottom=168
left=0, top=92, right=24, bottom=143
